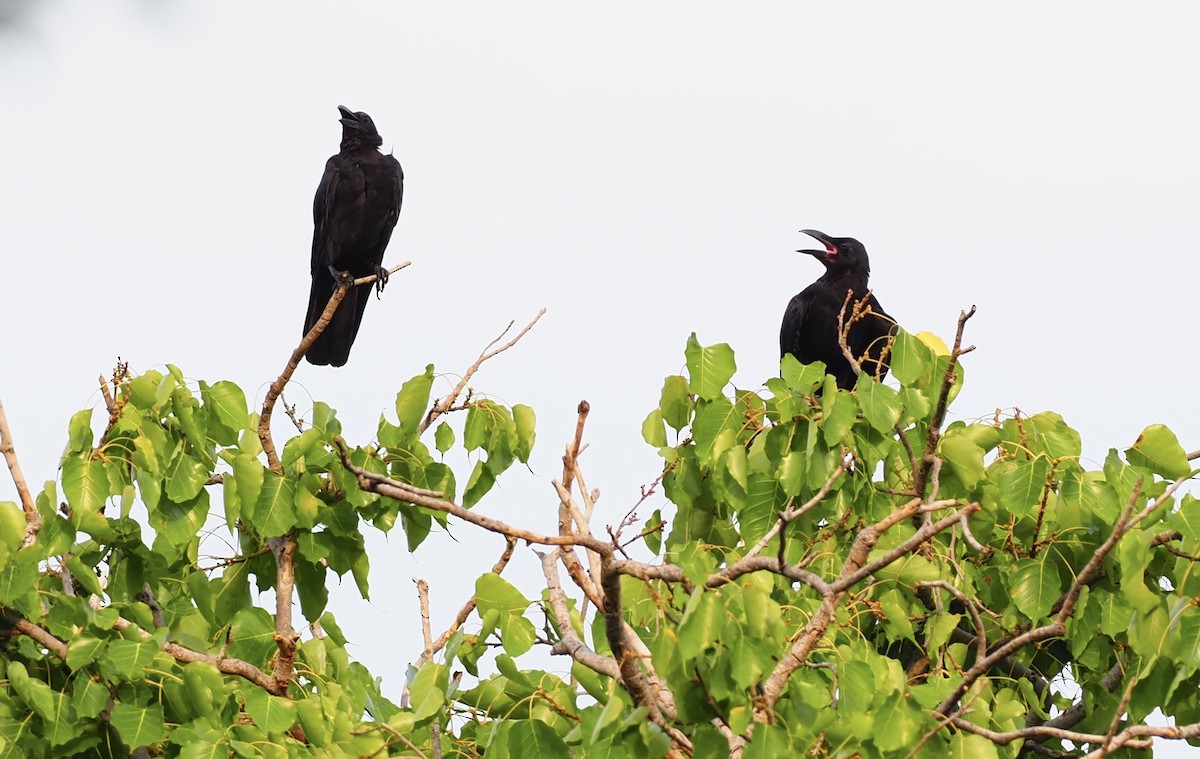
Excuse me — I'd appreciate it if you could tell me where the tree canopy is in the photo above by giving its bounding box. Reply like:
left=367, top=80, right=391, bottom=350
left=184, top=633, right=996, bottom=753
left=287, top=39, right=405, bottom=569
left=2, top=288, right=1199, bottom=758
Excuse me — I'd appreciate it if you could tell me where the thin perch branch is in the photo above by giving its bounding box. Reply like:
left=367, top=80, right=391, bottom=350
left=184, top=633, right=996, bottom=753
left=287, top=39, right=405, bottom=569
left=259, top=262, right=411, bottom=473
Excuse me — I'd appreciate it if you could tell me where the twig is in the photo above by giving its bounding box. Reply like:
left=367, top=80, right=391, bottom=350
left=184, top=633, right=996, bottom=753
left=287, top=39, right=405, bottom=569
left=420, top=308, right=546, bottom=434
left=0, top=399, right=40, bottom=548
left=934, top=480, right=1149, bottom=717
left=334, top=438, right=610, bottom=553
left=754, top=500, right=977, bottom=722
left=1097, top=676, right=1138, bottom=757
left=915, top=580, right=986, bottom=665
left=1, top=605, right=284, bottom=694
left=742, top=457, right=853, bottom=561
left=376, top=721, right=430, bottom=759
left=425, top=537, right=517, bottom=658
left=417, top=579, right=434, bottom=660
left=259, top=262, right=410, bottom=473
left=279, top=392, right=305, bottom=434
left=413, top=578, right=443, bottom=759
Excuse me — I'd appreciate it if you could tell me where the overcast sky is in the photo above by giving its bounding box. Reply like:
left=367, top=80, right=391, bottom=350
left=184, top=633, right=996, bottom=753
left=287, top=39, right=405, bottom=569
left=2, top=2, right=1198, bottom=753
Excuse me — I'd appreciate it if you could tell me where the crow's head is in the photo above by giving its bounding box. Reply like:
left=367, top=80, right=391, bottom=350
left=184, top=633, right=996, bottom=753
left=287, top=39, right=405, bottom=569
left=798, top=229, right=871, bottom=277
left=338, top=105, right=384, bottom=148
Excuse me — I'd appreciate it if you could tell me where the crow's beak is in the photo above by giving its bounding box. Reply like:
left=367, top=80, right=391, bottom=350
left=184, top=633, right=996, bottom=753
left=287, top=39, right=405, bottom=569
left=797, top=229, right=836, bottom=258
left=337, top=105, right=360, bottom=129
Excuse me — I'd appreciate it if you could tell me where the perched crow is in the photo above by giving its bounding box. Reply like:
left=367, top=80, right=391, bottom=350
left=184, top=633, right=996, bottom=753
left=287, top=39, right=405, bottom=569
left=780, top=229, right=896, bottom=389
left=303, top=106, right=404, bottom=367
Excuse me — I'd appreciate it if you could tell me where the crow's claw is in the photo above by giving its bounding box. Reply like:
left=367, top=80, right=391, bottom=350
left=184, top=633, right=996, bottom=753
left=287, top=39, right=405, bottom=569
left=374, top=265, right=389, bottom=298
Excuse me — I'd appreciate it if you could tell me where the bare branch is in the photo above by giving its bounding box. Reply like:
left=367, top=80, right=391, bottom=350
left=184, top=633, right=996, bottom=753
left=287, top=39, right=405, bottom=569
left=912, top=306, right=976, bottom=502
left=834, top=503, right=979, bottom=593
left=412, top=578, right=444, bottom=759
left=742, top=456, right=853, bottom=561
left=3, top=605, right=283, bottom=695
left=268, top=536, right=300, bottom=692
left=376, top=721, right=430, bottom=759
left=0, top=398, right=40, bottom=548
left=420, top=308, right=547, bottom=434
left=935, top=481, right=1145, bottom=717
left=425, top=537, right=517, bottom=659
left=279, top=392, right=305, bottom=434
left=539, top=550, right=620, bottom=679
left=334, top=438, right=611, bottom=553
left=260, top=262, right=411, bottom=473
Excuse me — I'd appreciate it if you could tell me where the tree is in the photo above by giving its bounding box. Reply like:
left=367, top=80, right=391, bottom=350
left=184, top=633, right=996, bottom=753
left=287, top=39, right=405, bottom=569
left=1, top=275, right=1198, bottom=758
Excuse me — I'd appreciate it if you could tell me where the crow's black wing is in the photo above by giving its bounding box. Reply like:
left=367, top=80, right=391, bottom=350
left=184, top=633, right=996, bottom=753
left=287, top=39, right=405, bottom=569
left=303, top=156, right=347, bottom=366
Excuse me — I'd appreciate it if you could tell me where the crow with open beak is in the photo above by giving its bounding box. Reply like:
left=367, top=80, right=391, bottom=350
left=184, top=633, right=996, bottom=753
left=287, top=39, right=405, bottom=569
left=779, top=229, right=897, bottom=389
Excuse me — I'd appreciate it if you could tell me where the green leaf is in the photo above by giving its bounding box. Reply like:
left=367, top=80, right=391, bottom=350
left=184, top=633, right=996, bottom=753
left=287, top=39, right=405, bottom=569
left=463, top=404, right=490, bottom=453
left=996, top=457, right=1051, bottom=516
left=254, top=471, right=297, bottom=536
left=67, top=409, right=94, bottom=453
left=109, top=702, right=166, bottom=748
left=641, top=409, right=666, bottom=447
left=1010, top=557, right=1060, bottom=621
left=66, top=636, right=106, bottom=670
left=66, top=555, right=105, bottom=598
left=871, top=692, right=921, bottom=752
left=508, top=720, right=568, bottom=757
left=659, top=375, right=692, bottom=432
left=685, top=333, right=736, bottom=401
left=104, top=639, right=158, bottom=681
left=8, top=661, right=55, bottom=720
left=410, top=664, right=447, bottom=723
left=0, top=501, right=23, bottom=554
left=200, top=380, right=249, bottom=445
left=62, top=454, right=111, bottom=514
left=889, top=330, right=932, bottom=386
left=435, top=422, right=455, bottom=454
left=242, top=687, right=298, bottom=734
left=512, top=404, right=536, bottom=463
left=939, top=428, right=986, bottom=490
left=72, top=676, right=110, bottom=719
left=213, top=562, right=251, bottom=626
left=463, top=460, right=495, bottom=508
left=1126, top=424, right=1190, bottom=479
left=855, top=376, right=901, bottom=433
left=228, top=606, right=276, bottom=666
left=476, top=573, right=535, bottom=656
left=678, top=590, right=722, bottom=660
left=164, top=448, right=208, bottom=502
left=154, top=491, right=210, bottom=547
left=395, top=365, right=434, bottom=441
left=780, top=354, right=826, bottom=393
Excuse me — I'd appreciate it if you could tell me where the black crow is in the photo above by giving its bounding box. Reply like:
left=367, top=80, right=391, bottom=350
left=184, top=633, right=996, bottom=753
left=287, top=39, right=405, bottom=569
left=780, top=229, right=895, bottom=389
left=303, top=106, right=404, bottom=367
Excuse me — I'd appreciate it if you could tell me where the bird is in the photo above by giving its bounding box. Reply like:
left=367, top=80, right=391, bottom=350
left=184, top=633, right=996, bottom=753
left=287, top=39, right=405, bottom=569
left=303, top=105, right=404, bottom=367
left=780, top=229, right=896, bottom=389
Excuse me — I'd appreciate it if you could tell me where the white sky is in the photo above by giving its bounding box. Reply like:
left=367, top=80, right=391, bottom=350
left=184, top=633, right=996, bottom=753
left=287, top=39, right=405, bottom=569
left=2, top=2, right=1198, bottom=754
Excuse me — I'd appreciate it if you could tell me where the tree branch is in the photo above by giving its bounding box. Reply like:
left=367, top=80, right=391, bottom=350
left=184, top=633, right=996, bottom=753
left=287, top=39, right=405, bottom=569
left=741, top=456, right=853, bottom=562
left=3, top=604, right=284, bottom=695
left=259, top=262, right=411, bottom=473
left=420, top=308, right=546, bottom=434
left=334, top=438, right=610, bottom=553
left=0, top=398, right=39, bottom=548
left=268, top=535, right=299, bottom=693
left=934, top=479, right=1158, bottom=718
